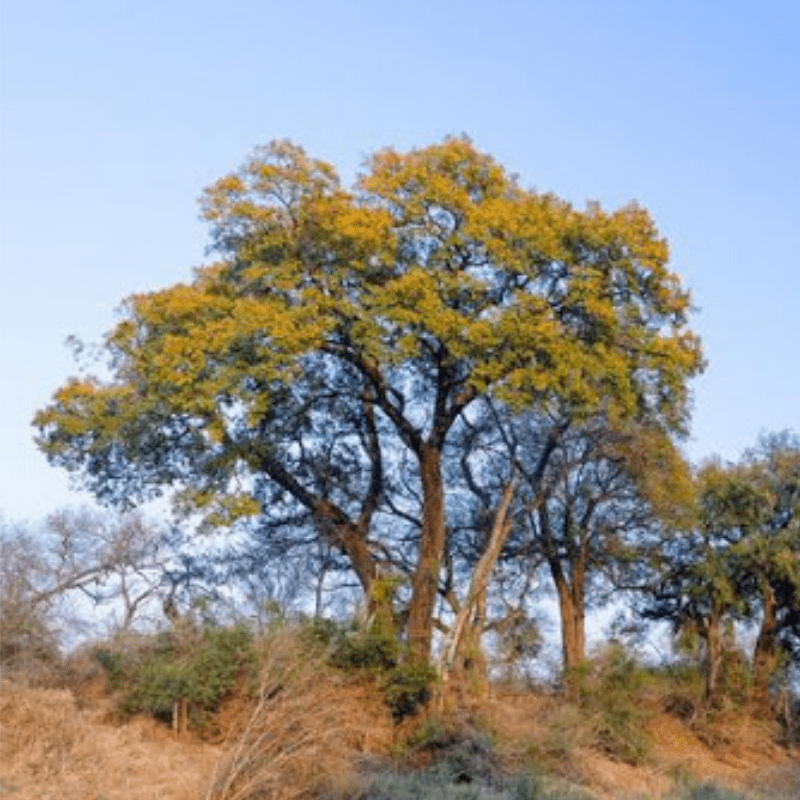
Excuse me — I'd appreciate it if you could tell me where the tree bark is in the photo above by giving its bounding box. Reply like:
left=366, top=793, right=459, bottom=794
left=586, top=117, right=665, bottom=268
left=172, top=698, right=188, bottom=737
left=752, top=585, right=778, bottom=708
left=407, top=444, right=446, bottom=661
left=439, top=479, right=516, bottom=678
left=551, top=562, right=586, bottom=673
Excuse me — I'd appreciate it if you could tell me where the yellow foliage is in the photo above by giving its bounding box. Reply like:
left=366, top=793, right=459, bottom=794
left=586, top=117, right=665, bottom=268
left=34, top=137, right=703, bottom=520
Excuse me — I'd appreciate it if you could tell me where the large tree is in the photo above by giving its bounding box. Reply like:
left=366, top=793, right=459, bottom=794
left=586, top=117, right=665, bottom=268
left=35, top=138, right=703, bottom=660
left=452, top=403, right=694, bottom=673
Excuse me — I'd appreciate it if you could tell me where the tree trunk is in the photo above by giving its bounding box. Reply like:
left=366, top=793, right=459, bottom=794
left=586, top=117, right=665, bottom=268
left=752, top=585, right=778, bottom=709
left=172, top=698, right=188, bottom=736
left=341, top=522, right=378, bottom=600
left=704, top=610, right=722, bottom=703
left=407, top=444, right=446, bottom=662
left=439, top=479, right=516, bottom=682
left=552, top=567, right=585, bottom=672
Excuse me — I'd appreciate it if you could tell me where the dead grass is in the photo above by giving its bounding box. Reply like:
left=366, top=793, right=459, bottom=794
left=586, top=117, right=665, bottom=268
left=0, top=679, right=219, bottom=800
left=202, top=624, right=394, bottom=800
left=484, top=686, right=800, bottom=800
left=2, top=636, right=798, bottom=800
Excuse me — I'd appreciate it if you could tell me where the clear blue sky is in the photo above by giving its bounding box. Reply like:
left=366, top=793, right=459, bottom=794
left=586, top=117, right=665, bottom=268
left=1, top=0, right=798, bottom=522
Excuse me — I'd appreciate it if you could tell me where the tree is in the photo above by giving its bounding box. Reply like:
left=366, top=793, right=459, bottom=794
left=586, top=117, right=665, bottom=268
left=35, top=137, right=703, bottom=661
left=730, top=433, right=800, bottom=706
left=644, top=432, right=800, bottom=705
left=0, top=509, right=166, bottom=675
left=452, top=402, right=694, bottom=674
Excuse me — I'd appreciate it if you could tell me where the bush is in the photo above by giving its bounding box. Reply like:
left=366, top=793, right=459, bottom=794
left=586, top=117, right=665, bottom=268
left=330, top=620, right=400, bottom=672
left=327, top=618, right=435, bottom=719
left=382, top=659, right=438, bottom=720
left=568, top=643, right=653, bottom=765
left=94, top=647, right=126, bottom=689
left=298, top=615, right=340, bottom=650
left=356, top=766, right=587, bottom=800
left=97, top=622, right=254, bottom=728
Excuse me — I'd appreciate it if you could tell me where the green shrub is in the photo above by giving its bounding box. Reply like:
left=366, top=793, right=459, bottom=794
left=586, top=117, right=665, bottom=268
left=94, top=647, right=127, bottom=689
left=569, top=643, right=653, bottom=765
left=298, top=615, right=340, bottom=650
left=330, top=620, right=400, bottom=672
left=382, top=659, right=438, bottom=720
left=326, top=618, right=436, bottom=719
left=97, top=623, right=254, bottom=727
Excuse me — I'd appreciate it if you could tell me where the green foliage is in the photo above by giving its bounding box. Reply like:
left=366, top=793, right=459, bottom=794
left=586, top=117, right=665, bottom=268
left=298, top=615, right=340, bottom=650
left=328, top=617, right=435, bottom=719
left=382, top=659, right=439, bottom=720
left=645, top=431, right=800, bottom=706
left=330, top=619, right=400, bottom=672
left=35, top=138, right=704, bottom=667
left=570, top=644, right=653, bottom=765
left=94, top=647, right=126, bottom=690
left=97, top=623, right=254, bottom=726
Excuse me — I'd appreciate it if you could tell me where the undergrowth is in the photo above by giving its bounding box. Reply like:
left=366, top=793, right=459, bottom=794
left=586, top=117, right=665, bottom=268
left=562, top=643, right=654, bottom=765
left=327, top=616, right=437, bottom=720
left=96, top=622, right=255, bottom=729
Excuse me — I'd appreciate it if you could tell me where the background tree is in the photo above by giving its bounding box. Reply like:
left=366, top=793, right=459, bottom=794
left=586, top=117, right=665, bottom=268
left=729, top=433, right=800, bottom=706
left=35, top=137, right=703, bottom=662
left=0, top=509, right=166, bottom=678
left=452, top=402, right=694, bottom=674
left=644, top=432, right=800, bottom=705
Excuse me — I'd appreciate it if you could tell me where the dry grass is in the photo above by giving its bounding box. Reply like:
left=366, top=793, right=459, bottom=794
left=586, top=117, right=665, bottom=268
left=484, top=686, right=800, bottom=800
left=2, top=633, right=798, bottom=800
left=0, top=679, right=219, bottom=800
left=202, top=625, right=394, bottom=800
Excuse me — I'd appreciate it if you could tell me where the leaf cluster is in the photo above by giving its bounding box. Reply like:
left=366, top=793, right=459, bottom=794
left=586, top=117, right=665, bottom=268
left=98, top=623, right=254, bottom=724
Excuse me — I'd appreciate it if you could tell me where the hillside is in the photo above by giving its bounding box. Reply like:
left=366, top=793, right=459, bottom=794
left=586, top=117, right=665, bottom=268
left=1, top=661, right=798, bottom=800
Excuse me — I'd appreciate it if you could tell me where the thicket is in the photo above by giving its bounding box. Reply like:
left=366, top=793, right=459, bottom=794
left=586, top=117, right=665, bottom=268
left=94, top=623, right=255, bottom=729
left=91, top=614, right=438, bottom=731
left=564, top=643, right=654, bottom=765
left=326, top=617, right=438, bottom=719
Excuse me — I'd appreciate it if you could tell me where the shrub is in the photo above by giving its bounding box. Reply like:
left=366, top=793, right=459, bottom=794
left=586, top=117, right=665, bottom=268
left=298, top=615, right=340, bottom=650
left=97, top=622, right=254, bottom=728
left=356, top=767, right=587, bottom=800
left=382, top=659, right=438, bottom=720
left=93, top=647, right=126, bottom=689
left=330, top=620, right=400, bottom=672
left=326, top=618, right=437, bottom=720
left=570, top=643, right=653, bottom=765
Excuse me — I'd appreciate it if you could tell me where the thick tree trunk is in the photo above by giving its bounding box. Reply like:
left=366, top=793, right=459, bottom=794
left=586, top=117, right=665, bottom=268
left=552, top=568, right=585, bottom=673
left=407, top=444, right=446, bottom=662
left=753, top=585, right=778, bottom=709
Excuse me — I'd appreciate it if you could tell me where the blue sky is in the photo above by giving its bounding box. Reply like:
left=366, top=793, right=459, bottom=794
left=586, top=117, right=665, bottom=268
left=1, top=0, right=798, bottom=522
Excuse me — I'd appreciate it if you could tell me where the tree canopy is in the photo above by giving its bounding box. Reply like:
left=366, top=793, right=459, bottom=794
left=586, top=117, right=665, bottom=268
left=34, top=137, right=704, bottom=661
left=644, top=432, right=800, bottom=702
